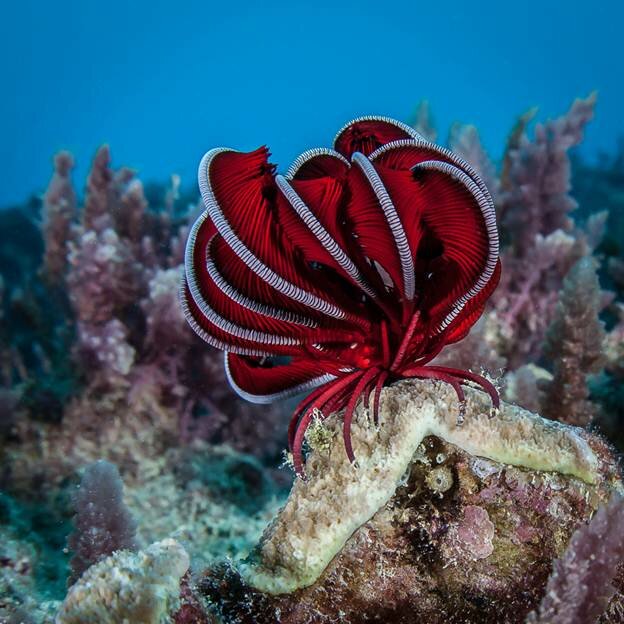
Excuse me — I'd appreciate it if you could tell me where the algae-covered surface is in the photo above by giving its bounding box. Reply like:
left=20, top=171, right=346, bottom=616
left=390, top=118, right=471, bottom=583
left=1, top=43, right=624, bottom=622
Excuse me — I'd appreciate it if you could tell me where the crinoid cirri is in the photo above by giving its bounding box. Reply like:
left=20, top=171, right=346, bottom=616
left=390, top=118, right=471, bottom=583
left=182, top=116, right=501, bottom=477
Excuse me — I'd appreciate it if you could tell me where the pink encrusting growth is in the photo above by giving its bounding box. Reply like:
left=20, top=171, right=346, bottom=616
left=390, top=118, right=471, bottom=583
left=182, top=116, right=501, bottom=477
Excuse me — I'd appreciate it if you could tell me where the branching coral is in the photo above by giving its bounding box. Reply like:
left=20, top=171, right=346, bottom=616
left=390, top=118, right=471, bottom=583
left=498, top=94, right=596, bottom=252
left=494, top=227, right=587, bottom=368
left=116, top=178, right=148, bottom=244
left=67, top=227, right=142, bottom=325
left=541, top=257, right=606, bottom=426
left=0, top=144, right=291, bottom=485
left=81, top=145, right=133, bottom=233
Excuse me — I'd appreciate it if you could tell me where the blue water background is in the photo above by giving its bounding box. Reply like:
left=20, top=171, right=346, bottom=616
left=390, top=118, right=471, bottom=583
left=1, top=0, right=622, bottom=207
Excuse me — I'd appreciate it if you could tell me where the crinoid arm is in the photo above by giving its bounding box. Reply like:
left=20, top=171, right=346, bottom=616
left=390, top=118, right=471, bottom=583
left=184, top=115, right=502, bottom=479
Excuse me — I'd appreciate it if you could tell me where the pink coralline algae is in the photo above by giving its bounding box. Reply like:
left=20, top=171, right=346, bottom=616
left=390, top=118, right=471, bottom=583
left=455, top=504, right=495, bottom=560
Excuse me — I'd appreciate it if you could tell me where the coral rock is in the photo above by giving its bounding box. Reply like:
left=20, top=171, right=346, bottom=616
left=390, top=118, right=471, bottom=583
left=201, top=379, right=622, bottom=624
left=56, top=538, right=189, bottom=624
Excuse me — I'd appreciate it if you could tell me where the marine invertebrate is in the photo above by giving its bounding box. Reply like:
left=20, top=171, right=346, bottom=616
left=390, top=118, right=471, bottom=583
left=425, top=464, right=454, bottom=493
left=67, top=460, right=137, bottom=584
left=183, top=116, right=501, bottom=476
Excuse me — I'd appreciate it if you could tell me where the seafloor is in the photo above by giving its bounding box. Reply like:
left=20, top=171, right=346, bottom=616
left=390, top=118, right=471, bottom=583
left=1, top=96, right=624, bottom=623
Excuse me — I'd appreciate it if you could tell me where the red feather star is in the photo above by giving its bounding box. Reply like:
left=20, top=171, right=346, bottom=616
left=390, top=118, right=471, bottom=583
left=182, top=116, right=501, bottom=477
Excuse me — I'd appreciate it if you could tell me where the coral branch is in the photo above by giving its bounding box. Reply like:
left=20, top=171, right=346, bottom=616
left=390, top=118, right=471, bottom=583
left=499, top=94, right=596, bottom=252
left=493, top=95, right=597, bottom=369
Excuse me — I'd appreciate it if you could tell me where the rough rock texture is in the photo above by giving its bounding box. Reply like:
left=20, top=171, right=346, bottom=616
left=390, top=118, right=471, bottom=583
left=0, top=525, right=61, bottom=623
left=201, top=379, right=623, bottom=624
left=56, top=538, right=189, bottom=624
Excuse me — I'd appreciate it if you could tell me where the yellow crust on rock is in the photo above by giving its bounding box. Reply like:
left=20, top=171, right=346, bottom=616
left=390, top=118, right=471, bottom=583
left=240, top=379, right=601, bottom=595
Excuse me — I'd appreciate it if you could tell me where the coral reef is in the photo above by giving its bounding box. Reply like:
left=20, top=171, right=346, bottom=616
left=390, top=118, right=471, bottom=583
left=1, top=143, right=289, bottom=500
left=0, top=93, right=623, bottom=623
left=202, top=380, right=622, bottom=623
left=234, top=379, right=611, bottom=594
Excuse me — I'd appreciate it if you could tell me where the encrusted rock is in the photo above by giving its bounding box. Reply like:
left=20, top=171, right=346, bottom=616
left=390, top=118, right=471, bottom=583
left=200, top=379, right=623, bottom=624
left=56, top=538, right=189, bottom=624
